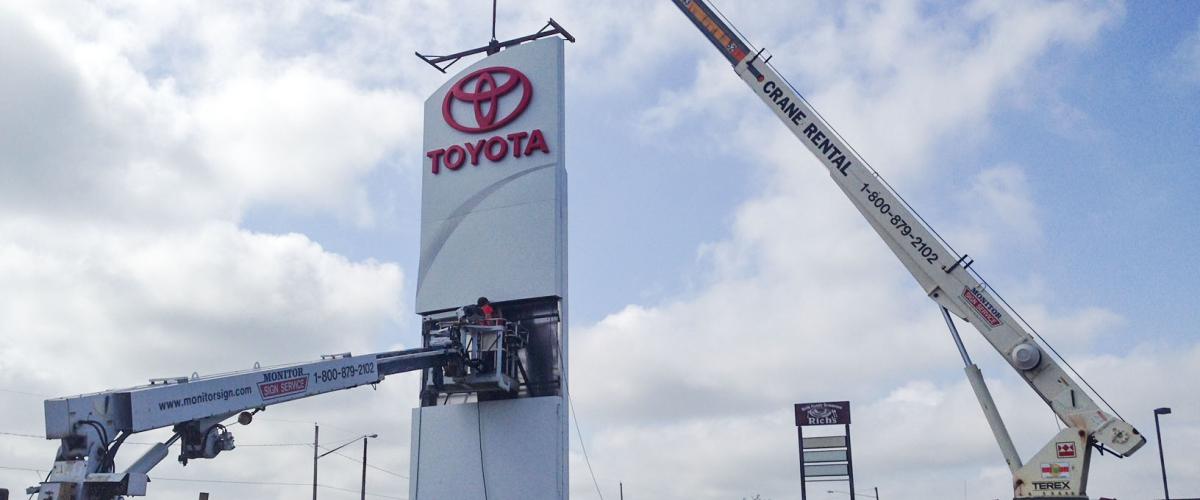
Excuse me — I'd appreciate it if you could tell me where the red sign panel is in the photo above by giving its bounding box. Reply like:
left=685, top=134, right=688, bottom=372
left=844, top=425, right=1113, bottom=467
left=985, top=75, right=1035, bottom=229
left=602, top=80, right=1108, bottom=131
left=258, top=376, right=308, bottom=400
left=1056, top=441, right=1077, bottom=458
left=963, top=287, right=1003, bottom=327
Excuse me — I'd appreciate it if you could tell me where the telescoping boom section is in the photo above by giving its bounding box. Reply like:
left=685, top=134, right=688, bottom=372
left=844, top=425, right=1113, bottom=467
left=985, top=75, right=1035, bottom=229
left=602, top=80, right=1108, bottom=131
left=672, top=1, right=1145, bottom=498
left=30, top=345, right=460, bottom=500
left=32, top=302, right=549, bottom=500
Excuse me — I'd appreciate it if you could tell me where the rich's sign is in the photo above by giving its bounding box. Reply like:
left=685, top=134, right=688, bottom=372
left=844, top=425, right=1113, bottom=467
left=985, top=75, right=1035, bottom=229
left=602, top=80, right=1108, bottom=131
left=795, top=401, right=851, bottom=427
left=426, top=65, right=551, bottom=175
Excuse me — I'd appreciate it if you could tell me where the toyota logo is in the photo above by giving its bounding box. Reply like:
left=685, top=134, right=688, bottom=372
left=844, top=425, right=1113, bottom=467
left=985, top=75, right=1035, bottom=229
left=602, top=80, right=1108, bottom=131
left=442, top=66, right=533, bottom=134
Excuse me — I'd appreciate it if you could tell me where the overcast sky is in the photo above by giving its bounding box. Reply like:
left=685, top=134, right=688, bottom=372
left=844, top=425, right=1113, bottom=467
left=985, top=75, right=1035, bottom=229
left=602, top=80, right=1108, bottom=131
left=1, top=1, right=1198, bottom=499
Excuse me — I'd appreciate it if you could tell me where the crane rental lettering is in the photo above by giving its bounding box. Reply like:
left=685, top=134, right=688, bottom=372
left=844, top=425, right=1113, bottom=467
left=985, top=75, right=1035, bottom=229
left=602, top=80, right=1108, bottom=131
left=760, top=80, right=853, bottom=177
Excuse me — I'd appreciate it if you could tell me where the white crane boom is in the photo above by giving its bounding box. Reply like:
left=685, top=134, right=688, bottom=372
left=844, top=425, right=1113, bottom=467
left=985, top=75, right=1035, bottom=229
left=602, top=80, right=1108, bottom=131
left=672, top=1, right=1145, bottom=497
left=28, top=341, right=469, bottom=500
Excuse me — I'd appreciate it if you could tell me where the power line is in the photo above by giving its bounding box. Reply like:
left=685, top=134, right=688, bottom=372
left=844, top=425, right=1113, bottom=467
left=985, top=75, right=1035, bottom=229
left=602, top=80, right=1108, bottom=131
left=149, top=477, right=309, bottom=487
left=0, top=465, right=43, bottom=473
left=0, top=415, right=389, bottom=444
left=0, top=431, right=44, bottom=440
left=0, top=431, right=311, bottom=449
left=148, top=476, right=406, bottom=499
left=237, top=442, right=313, bottom=447
left=126, top=441, right=312, bottom=447
left=319, top=446, right=409, bottom=479
left=568, top=392, right=605, bottom=500
left=0, top=469, right=314, bottom=496
left=255, top=417, right=320, bottom=425
left=319, top=482, right=406, bottom=500
left=258, top=417, right=397, bottom=444
left=0, top=388, right=48, bottom=398
left=257, top=417, right=361, bottom=435
left=0, top=416, right=388, bottom=446
left=476, top=405, right=489, bottom=500
left=4, top=449, right=408, bottom=497
left=978, top=274, right=1127, bottom=420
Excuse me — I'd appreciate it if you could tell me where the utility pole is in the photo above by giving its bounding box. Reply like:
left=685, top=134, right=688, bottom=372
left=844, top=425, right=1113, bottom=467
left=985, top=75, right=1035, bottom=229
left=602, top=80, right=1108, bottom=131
left=874, top=486, right=879, bottom=499
left=313, top=423, right=319, bottom=500
left=361, top=436, right=369, bottom=500
left=314, top=432, right=377, bottom=500
left=620, top=482, right=624, bottom=500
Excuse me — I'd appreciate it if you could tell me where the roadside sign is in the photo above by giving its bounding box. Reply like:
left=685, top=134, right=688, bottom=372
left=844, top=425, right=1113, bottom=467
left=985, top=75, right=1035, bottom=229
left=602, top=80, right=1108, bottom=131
left=795, top=401, right=850, bottom=426
left=795, top=400, right=856, bottom=500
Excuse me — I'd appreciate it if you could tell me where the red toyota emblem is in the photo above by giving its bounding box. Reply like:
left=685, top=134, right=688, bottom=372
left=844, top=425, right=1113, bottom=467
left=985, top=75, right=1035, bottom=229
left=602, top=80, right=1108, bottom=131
left=442, top=66, right=533, bottom=134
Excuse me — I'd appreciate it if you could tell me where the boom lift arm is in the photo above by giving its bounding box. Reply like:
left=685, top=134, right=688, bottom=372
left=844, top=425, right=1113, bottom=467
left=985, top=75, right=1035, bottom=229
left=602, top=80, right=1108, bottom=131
left=28, top=304, right=531, bottom=500
left=29, top=347, right=454, bottom=500
left=671, top=1, right=1145, bottom=498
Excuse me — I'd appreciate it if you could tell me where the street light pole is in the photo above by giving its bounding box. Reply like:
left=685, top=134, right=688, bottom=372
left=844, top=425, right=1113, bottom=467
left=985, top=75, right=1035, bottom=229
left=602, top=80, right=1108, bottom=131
left=361, top=436, right=369, bottom=500
left=1154, top=407, right=1172, bottom=500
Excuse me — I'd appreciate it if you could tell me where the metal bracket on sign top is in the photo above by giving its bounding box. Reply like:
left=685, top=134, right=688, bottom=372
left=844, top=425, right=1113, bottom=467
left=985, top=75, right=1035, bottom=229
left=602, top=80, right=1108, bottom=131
left=415, top=18, right=574, bottom=73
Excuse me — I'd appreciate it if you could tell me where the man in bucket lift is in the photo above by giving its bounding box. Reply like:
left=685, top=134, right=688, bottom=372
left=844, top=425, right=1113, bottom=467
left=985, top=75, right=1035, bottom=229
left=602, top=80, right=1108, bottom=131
left=474, top=296, right=502, bottom=325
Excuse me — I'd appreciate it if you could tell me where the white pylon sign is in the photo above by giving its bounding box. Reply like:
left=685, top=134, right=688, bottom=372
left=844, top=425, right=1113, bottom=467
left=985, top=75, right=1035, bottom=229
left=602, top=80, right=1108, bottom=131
left=410, top=36, right=568, bottom=500
left=416, top=37, right=567, bottom=316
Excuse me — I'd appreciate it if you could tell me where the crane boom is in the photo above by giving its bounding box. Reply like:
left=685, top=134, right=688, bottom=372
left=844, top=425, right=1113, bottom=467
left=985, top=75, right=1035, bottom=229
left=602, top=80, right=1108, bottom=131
left=31, top=297, right=544, bottom=500
left=29, top=301, right=540, bottom=500
left=672, top=1, right=1144, bottom=497
left=29, top=347, right=456, bottom=500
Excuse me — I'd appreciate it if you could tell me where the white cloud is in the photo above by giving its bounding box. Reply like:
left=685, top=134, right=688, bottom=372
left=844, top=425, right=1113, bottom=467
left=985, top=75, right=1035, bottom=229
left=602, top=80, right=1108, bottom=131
left=0, top=220, right=404, bottom=388
left=1175, top=17, right=1200, bottom=85
left=636, top=56, right=747, bottom=135
left=967, top=166, right=1040, bottom=240
left=193, top=67, right=419, bottom=226
left=553, top=0, right=699, bottom=94
left=0, top=1, right=430, bottom=227
left=948, top=164, right=1042, bottom=261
